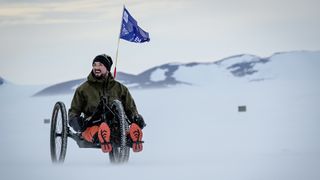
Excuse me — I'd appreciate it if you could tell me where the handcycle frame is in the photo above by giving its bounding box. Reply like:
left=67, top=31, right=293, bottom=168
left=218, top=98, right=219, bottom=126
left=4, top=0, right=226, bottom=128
left=50, top=97, right=135, bottom=164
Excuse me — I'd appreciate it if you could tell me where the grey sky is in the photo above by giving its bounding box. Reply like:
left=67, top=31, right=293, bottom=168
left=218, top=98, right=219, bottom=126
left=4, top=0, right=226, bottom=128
left=0, top=0, right=319, bottom=85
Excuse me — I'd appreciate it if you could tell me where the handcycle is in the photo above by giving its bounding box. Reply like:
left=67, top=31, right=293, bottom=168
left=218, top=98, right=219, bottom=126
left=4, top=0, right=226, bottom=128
left=50, top=97, right=140, bottom=164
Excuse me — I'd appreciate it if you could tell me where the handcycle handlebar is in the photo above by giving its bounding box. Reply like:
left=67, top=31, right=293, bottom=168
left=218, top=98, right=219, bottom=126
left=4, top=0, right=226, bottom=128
left=83, top=96, right=132, bottom=127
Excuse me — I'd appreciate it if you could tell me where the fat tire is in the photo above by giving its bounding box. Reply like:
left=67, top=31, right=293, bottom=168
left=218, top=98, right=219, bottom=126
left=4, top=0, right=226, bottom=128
left=109, top=100, right=130, bottom=163
left=50, top=101, right=68, bottom=163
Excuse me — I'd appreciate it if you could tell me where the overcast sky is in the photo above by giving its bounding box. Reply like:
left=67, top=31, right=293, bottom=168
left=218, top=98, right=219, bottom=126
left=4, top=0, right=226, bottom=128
left=0, top=0, right=319, bottom=85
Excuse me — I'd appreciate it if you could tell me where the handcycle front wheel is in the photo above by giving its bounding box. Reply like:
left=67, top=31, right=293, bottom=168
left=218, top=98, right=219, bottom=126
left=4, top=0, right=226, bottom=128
left=109, top=100, right=130, bottom=164
left=50, top=101, right=68, bottom=163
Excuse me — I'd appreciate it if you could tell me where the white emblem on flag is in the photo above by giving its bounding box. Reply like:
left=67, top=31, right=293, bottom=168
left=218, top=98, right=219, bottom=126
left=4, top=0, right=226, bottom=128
left=123, top=11, right=128, bottom=23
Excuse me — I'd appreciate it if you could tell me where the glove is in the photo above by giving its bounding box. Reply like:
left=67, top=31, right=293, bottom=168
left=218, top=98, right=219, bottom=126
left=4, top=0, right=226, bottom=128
left=69, top=116, right=85, bottom=132
left=132, top=114, right=146, bottom=129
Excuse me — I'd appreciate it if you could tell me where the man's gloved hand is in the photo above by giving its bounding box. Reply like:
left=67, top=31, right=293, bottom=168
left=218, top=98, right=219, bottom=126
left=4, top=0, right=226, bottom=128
left=69, top=116, right=85, bottom=132
left=132, top=114, right=146, bottom=129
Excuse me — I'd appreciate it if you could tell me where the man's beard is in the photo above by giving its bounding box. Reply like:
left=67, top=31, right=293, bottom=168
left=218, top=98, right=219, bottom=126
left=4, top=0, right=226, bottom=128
left=92, top=70, right=107, bottom=79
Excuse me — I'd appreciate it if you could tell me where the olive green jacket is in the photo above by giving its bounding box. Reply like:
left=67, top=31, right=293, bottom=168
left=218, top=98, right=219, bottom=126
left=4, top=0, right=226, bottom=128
left=68, top=72, right=138, bottom=120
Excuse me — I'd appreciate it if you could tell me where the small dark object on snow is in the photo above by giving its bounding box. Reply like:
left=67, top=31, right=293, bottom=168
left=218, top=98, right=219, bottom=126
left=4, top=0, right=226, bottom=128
left=44, top=118, right=50, bottom=124
left=238, top=105, right=246, bottom=112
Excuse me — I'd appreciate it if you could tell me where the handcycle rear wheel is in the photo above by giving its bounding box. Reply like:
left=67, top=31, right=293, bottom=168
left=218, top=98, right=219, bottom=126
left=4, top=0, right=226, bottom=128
left=50, top=101, right=68, bottom=163
left=109, top=100, right=130, bottom=163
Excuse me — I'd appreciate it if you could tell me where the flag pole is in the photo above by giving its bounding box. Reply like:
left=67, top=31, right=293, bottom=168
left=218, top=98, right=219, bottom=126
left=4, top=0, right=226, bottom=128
left=113, top=5, right=125, bottom=78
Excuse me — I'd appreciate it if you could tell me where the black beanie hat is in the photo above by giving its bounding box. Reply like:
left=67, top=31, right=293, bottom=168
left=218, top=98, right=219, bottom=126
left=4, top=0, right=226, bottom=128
left=92, top=54, right=113, bottom=71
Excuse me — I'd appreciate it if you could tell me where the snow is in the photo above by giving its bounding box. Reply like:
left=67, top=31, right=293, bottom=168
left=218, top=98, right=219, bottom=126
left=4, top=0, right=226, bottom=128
left=173, top=63, right=236, bottom=86
left=1, top=51, right=320, bottom=180
left=150, top=68, right=167, bottom=82
left=216, top=54, right=260, bottom=68
left=126, top=83, right=141, bottom=88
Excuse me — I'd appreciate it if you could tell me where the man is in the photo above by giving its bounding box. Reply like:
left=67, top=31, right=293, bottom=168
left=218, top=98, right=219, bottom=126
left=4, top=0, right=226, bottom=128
left=68, top=54, right=146, bottom=153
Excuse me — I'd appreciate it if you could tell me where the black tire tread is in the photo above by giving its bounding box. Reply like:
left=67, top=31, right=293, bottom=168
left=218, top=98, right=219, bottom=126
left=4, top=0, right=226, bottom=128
left=109, top=100, right=130, bottom=163
left=50, top=101, right=68, bottom=163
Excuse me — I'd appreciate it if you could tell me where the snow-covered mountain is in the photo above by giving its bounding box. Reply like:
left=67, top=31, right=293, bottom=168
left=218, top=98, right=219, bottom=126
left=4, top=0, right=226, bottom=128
left=33, top=51, right=320, bottom=96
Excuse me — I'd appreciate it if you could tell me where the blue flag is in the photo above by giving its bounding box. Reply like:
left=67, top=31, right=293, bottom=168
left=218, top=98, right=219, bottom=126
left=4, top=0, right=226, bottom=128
left=120, top=7, right=150, bottom=43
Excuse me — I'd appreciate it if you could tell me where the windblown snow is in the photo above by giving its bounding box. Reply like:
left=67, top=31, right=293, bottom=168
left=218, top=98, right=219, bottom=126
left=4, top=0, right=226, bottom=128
left=1, top=51, right=320, bottom=180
